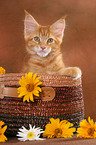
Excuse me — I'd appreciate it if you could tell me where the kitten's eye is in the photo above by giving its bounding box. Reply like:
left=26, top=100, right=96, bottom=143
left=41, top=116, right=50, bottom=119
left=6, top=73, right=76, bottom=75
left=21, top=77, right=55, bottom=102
left=34, top=36, right=40, bottom=42
left=47, top=38, right=54, bottom=43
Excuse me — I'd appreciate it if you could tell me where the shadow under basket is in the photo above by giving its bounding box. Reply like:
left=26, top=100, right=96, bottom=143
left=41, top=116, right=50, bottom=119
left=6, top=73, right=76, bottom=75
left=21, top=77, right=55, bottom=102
left=0, top=73, right=84, bottom=136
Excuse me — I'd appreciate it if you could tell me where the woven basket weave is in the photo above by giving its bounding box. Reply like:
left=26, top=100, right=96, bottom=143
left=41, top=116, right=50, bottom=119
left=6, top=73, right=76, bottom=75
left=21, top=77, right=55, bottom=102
left=0, top=73, right=84, bottom=136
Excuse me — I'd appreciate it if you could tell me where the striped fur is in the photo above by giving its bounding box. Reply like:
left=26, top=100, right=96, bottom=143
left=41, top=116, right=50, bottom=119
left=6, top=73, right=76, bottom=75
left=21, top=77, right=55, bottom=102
left=22, top=11, right=82, bottom=79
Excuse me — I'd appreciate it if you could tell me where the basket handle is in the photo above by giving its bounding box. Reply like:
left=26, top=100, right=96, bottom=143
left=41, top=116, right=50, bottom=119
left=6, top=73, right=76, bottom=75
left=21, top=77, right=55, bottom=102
left=0, top=85, right=55, bottom=101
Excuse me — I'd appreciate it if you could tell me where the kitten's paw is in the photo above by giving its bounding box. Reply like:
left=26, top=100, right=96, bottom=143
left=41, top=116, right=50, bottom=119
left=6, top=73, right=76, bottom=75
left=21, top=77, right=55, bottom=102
left=63, top=67, right=82, bottom=80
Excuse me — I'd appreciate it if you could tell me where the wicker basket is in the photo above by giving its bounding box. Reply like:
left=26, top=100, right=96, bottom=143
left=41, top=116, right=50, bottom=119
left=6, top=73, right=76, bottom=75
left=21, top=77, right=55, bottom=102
left=0, top=73, right=84, bottom=136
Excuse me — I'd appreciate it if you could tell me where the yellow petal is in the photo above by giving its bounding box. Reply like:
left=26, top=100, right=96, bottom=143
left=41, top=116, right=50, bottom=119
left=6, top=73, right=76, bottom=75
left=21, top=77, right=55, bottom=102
left=45, top=123, right=55, bottom=132
left=62, top=122, right=73, bottom=129
left=19, top=78, right=28, bottom=86
left=29, top=93, right=34, bottom=102
left=43, top=124, right=55, bottom=137
left=21, top=76, right=27, bottom=82
left=33, top=93, right=39, bottom=97
left=93, top=131, right=96, bottom=138
left=23, top=94, right=29, bottom=102
left=43, top=132, right=54, bottom=138
left=60, top=120, right=68, bottom=125
left=17, top=87, right=24, bottom=93
left=62, top=127, right=75, bottom=138
left=79, top=119, right=90, bottom=128
left=25, top=73, right=28, bottom=80
left=77, top=127, right=91, bottom=138
left=35, top=76, right=41, bottom=81
left=88, top=117, right=95, bottom=127
left=34, top=77, right=41, bottom=84
left=50, top=118, right=60, bottom=128
left=33, top=73, right=37, bottom=82
left=17, top=88, right=27, bottom=97
left=60, top=120, right=69, bottom=128
left=0, top=67, right=6, bottom=75
left=34, top=87, right=42, bottom=92
left=0, top=134, right=7, bottom=142
left=35, top=81, right=42, bottom=87
left=17, top=90, right=27, bottom=97
left=1, top=125, right=7, bottom=134
left=33, top=90, right=39, bottom=94
left=33, top=79, right=40, bottom=85
left=28, top=72, right=33, bottom=80
left=95, top=122, right=96, bottom=128
left=0, top=121, right=4, bottom=127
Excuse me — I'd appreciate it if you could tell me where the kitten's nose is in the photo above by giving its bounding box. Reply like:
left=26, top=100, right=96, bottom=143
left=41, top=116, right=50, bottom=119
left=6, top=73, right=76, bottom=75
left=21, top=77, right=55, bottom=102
left=41, top=46, right=46, bottom=50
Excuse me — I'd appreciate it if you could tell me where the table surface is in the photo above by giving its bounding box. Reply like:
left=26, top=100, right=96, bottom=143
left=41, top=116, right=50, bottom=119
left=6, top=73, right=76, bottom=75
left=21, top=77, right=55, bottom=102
left=1, top=136, right=96, bottom=145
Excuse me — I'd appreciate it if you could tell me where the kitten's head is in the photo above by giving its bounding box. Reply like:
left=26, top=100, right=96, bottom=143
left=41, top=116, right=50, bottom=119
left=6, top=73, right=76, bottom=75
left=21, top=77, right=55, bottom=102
left=24, top=10, right=66, bottom=57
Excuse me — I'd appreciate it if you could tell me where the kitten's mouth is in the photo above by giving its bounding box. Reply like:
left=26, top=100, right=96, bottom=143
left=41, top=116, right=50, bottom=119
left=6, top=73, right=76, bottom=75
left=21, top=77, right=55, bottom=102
left=37, top=51, right=47, bottom=57
left=36, top=47, right=52, bottom=57
left=37, top=50, right=51, bottom=57
left=38, top=49, right=46, bottom=53
left=40, top=50, right=45, bottom=52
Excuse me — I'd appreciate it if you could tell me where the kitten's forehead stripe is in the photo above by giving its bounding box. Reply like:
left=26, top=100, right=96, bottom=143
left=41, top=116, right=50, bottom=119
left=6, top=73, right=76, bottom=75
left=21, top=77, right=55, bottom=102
left=39, top=26, right=50, bottom=37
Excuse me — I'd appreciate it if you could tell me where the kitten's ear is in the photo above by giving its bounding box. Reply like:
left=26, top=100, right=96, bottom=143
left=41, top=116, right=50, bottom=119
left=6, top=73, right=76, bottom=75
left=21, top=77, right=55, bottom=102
left=24, top=10, right=39, bottom=39
left=50, top=16, right=66, bottom=43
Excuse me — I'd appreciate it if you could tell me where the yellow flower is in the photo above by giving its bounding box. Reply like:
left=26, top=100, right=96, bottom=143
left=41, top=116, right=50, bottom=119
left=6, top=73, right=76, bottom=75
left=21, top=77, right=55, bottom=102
left=77, top=116, right=96, bottom=138
left=0, top=121, right=7, bottom=142
left=43, top=118, right=76, bottom=138
left=17, top=72, right=42, bottom=102
left=0, top=67, right=6, bottom=74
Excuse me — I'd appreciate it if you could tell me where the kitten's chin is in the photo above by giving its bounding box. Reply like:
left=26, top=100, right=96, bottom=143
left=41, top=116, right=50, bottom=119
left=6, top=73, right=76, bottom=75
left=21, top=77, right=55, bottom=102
left=37, top=51, right=50, bottom=57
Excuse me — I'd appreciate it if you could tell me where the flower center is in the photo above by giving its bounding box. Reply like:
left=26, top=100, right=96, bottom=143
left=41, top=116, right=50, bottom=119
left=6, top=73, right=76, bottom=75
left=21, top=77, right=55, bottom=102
left=87, top=127, right=95, bottom=136
left=54, top=128, right=62, bottom=137
left=27, top=132, right=34, bottom=139
left=26, top=84, right=34, bottom=92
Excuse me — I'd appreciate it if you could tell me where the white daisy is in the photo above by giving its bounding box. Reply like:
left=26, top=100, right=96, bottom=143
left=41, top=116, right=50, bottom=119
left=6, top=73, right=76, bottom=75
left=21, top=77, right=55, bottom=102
left=16, top=124, right=44, bottom=141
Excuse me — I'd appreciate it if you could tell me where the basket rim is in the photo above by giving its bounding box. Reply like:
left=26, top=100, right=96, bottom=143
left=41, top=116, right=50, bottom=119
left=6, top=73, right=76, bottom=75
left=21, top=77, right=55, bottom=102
left=0, top=73, right=82, bottom=87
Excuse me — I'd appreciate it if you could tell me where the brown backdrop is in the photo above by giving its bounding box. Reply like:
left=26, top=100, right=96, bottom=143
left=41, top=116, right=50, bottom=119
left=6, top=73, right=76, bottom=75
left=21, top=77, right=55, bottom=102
left=0, top=0, right=96, bottom=120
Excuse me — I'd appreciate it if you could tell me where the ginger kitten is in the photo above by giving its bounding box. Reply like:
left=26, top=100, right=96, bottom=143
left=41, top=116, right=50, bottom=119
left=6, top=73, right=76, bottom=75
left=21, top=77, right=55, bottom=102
left=22, top=11, right=82, bottom=79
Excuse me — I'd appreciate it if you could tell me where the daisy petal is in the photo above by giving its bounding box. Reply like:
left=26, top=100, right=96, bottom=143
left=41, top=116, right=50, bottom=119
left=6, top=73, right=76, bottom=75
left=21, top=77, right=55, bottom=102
left=17, top=125, right=44, bottom=141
